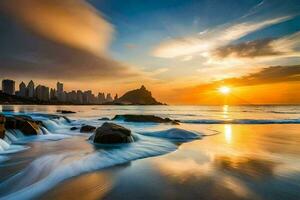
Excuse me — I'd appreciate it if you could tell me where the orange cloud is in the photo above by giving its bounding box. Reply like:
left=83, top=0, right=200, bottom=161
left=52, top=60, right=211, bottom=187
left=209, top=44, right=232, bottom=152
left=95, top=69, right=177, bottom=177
left=0, top=0, right=113, bottom=55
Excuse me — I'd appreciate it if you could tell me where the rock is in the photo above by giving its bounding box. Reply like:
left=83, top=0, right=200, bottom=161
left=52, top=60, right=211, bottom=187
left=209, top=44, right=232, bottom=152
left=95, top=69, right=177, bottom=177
left=4, top=116, right=41, bottom=135
left=18, top=120, right=41, bottom=136
left=70, top=127, right=78, bottom=131
left=0, top=115, right=5, bottom=139
left=92, top=122, right=134, bottom=144
left=98, top=117, right=110, bottom=121
left=62, top=116, right=72, bottom=123
left=57, top=110, right=76, bottom=114
left=112, top=115, right=180, bottom=125
left=80, top=125, right=96, bottom=133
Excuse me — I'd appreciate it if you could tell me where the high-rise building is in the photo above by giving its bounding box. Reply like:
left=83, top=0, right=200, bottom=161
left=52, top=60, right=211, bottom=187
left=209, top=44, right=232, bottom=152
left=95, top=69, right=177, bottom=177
left=67, top=90, right=77, bottom=103
left=56, top=82, right=64, bottom=101
left=27, top=80, right=35, bottom=98
left=106, top=93, right=113, bottom=102
left=19, top=82, right=26, bottom=97
left=1, top=79, right=15, bottom=95
left=83, top=90, right=93, bottom=104
left=36, top=85, right=49, bottom=101
left=76, top=90, right=83, bottom=104
left=98, top=92, right=106, bottom=104
left=50, top=88, right=56, bottom=100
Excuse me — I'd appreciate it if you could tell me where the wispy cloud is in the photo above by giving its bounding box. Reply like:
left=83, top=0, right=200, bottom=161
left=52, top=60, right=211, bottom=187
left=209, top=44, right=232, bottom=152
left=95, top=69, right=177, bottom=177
left=214, top=32, right=300, bottom=59
left=152, top=16, right=292, bottom=59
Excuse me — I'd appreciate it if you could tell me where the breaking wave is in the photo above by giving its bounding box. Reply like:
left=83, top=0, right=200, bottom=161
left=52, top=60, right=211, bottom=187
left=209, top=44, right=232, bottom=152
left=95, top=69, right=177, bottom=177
left=139, top=128, right=202, bottom=141
left=0, top=135, right=178, bottom=200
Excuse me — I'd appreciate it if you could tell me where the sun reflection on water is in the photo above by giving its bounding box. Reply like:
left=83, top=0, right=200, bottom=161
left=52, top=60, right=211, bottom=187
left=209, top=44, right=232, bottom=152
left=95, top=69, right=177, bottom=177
left=222, top=105, right=229, bottom=119
left=224, top=124, right=232, bottom=144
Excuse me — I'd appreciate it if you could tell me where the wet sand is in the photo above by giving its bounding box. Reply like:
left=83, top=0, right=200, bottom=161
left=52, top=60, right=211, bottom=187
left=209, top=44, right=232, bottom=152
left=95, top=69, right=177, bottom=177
left=41, top=124, right=300, bottom=200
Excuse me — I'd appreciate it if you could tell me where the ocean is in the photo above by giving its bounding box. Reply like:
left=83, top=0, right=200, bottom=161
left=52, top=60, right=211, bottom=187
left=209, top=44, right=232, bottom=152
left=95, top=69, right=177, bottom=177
left=0, top=105, right=300, bottom=200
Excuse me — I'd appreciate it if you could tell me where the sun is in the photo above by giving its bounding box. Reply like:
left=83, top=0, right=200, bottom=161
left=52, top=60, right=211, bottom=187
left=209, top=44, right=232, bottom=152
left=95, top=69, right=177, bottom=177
left=218, top=86, right=231, bottom=94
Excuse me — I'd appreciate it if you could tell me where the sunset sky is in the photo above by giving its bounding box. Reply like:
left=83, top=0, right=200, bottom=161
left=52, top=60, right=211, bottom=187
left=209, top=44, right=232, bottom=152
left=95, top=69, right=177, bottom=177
left=0, top=0, right=300, bottom=104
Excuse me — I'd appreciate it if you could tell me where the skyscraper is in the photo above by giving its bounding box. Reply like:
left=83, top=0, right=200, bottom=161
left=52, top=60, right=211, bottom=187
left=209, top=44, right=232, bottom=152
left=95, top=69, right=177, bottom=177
left=1, top=79, right=15, bottom=95
left=50, top=88, right=56, bottom=100
left=57, top=82, right=64, bottom=101
left=98, top=92, right=105, bottom=104
left=27, top=80, right=35, bottom=98
left=77, top=90, right=83, bottom=104
left=19, top=82, right=26, bottom=97
left=106, top=93, right=113, bottom=102
left=36, top=85, right=49, bottom=101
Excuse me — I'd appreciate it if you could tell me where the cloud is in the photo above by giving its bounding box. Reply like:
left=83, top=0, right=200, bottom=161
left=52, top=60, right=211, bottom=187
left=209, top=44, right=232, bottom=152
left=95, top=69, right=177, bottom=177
left=214, top=32, right=300, bottom=59
left=192, top=65, right=300, bottom=92
left=152, top=16, right=292, bottom=59
left=0, top=0, right=113, bottom=55
left=214, top=38, right=281, bottom=58
left=0, top=0, right=140, bottom=80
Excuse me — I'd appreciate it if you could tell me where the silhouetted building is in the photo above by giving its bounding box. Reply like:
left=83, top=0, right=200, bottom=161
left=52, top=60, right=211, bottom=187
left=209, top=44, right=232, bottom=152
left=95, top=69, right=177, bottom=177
left=57, top=82, right=64, bottom=101
left=114, top=94, right=118, bottom=100
left=83, top=90, right=93, bottom=104
left=67, top=90, right=77, bottom=103
left=106, top=93, right=113, bottom=102
left=2, top=79, right=15, bottom=95
left=77, top=90, right=83, bottom=104
left=98, top=92, right=106, bottom=104
left=36, top=85, right=49, bottom=101
left=27, top=80, right=35, bottom=98
left=19, top=82, right=26, bottom=97
left=50, top=88, right=56, bottom=100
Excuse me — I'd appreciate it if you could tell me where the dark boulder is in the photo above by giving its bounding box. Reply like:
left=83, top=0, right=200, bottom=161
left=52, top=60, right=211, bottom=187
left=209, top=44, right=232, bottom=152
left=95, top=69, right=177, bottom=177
left=18, top=120, right=41, bottom=136
left=70, top=127, right=78, bottom=131
left=80, top=125, right=96, bottom=133
left=112, top=114, right=180, bottom=125
left=91, top=122, right=134, bottom=144
left=57, top=110, right=76, bottom=114
left=62, top=116, right=72, bottom=123
left=98, top=117, right=110, bottom=121
left=0, top=115, right=5, bottom=139
left=4, top=116, right=41, bottom=135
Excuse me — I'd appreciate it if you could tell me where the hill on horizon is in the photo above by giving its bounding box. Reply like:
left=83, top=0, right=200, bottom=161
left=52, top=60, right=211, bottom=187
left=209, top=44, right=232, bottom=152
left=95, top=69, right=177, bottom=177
left=113, top=85, right=164, bottom=105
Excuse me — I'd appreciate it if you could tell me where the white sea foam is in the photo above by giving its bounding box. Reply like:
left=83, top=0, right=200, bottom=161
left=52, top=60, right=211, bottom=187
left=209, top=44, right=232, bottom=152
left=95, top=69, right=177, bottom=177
left=0, top=135, right=177, bottom=200
left=139, top=128, right=202, bottom=141
left=0, top=138, right=29, bottom=154
left=0, top=139, right=10, bottom=151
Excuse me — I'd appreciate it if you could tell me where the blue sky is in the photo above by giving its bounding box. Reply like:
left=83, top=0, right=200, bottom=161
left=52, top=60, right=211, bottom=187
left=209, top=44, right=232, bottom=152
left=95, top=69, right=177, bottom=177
left=89, top=0, right=300, bottom=65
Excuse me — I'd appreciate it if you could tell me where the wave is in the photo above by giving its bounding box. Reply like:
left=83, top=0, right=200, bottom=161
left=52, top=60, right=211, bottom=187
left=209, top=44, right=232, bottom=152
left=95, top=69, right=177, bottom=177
left=182, top=118, right=300, bottom=124
left=268, top=111, right=300, bottom=114
left=0, top=135, right=177, bottom=200
left=0, top=138, right=29, bottom=154
left=139, top=128, right=202, bottom=141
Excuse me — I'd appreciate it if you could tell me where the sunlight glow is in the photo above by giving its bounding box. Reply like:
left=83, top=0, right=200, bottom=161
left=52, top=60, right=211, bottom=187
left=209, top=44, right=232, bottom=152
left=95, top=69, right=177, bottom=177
left=219, top=86, right=231, bottom=95
left=224, top=124, right=232, bottom=144
left=222, top=105, right=229, bottom=118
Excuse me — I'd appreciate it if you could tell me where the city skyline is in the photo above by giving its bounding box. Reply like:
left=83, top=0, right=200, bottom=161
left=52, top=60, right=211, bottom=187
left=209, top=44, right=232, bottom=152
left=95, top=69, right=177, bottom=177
left=1, top=78, right=115, bottom=104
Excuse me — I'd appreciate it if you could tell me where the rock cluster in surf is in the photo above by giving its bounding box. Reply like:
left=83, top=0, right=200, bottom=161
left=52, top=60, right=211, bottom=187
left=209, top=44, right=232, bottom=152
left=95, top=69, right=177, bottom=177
left=112, top=114, right=180, bottom=125
left=0, top=114, right=70, bottom=139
